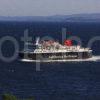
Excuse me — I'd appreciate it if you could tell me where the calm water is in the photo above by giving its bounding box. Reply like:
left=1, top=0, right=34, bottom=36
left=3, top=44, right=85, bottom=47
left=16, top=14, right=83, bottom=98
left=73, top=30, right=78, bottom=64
left=0, top=22, right=100, bottom=100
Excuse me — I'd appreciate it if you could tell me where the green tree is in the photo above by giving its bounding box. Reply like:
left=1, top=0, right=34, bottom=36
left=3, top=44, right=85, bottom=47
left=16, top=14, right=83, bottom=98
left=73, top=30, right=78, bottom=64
left=2, top=93, right=17, bottom=100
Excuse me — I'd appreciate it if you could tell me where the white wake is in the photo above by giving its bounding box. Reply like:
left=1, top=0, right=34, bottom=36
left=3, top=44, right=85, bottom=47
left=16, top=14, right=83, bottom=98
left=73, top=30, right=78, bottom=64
left=20, top=55, right=100, bottom=63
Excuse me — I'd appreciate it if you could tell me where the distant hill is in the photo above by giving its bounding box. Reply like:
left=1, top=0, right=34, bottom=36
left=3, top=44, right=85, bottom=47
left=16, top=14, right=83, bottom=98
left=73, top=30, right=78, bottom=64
left=0, top=13, right=100, bottom=22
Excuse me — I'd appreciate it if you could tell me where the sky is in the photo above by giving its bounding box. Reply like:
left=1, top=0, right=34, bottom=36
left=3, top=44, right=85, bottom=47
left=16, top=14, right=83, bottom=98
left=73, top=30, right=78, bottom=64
left=0, top=0, right=100, bottom=16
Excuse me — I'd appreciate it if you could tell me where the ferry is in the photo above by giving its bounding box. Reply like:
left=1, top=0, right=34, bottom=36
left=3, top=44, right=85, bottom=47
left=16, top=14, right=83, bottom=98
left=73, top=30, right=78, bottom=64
left=19, top=37, right=92, bottom=61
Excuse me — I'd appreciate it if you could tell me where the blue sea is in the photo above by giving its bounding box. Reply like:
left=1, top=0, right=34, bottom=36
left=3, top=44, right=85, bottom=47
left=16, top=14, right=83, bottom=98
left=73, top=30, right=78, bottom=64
left=0, top=21, right=100, bottom=100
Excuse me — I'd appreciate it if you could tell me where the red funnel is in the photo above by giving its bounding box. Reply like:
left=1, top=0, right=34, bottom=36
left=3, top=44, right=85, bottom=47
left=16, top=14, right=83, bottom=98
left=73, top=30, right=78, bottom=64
left=64, top=40, right=72, bottom=46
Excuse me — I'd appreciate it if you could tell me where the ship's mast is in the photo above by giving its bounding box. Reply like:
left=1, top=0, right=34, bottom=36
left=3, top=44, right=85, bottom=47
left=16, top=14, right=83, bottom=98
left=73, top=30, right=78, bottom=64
left=35, top=37, right=40, bottom=45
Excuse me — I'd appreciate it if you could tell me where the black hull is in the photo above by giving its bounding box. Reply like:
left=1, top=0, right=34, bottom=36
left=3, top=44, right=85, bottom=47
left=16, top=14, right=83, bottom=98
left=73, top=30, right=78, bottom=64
left=19, top=51, right=92, bottom=60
